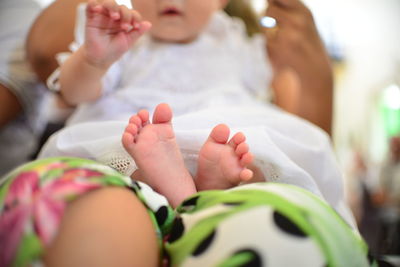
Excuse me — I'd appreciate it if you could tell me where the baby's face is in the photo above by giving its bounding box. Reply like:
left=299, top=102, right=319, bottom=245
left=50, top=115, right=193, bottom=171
left=132, top=0, right=226, bottom=43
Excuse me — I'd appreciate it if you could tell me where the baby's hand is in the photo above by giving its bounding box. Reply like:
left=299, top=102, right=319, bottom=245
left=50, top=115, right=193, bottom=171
left=84, top=0, right=152, bottom=69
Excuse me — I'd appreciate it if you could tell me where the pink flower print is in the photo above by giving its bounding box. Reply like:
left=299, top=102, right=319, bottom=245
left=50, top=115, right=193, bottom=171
left=0, top=203, right=31, bottom=267
left=33, top=162, right=69, bottom=176
left=60, top=168, right=104, bottom=182
left=0, top=170, right=101, bottom=267
left=5, top=172, right=40, bottom=208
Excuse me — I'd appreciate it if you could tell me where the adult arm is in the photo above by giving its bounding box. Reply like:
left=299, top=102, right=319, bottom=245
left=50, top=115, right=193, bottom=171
left=26, top=0, right=87, bottom=84
left=0, top=83, right=22, bottom=128
left=265, top=0, right=333, bottom=135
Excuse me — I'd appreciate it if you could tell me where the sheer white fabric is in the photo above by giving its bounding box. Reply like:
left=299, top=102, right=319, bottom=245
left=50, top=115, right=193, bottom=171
left=39, top=105, right=357, bottom=227
left=40, top=8, right=356, bottom=227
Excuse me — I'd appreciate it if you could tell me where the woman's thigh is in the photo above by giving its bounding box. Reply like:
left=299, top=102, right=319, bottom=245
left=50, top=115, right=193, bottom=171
left=44, top=187, right=159, bottom=267
left=0, top=157, right=163, bottom=267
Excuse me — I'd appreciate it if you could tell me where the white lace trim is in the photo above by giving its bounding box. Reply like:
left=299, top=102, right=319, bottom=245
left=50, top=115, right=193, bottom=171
left=254, top=159, right=281, bottom=182
left=97, top=149, right=137, bottom=177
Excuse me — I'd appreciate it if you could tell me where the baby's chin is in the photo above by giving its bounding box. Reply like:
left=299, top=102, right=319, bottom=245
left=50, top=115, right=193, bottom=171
left=149, top=30, right=200, bottom=44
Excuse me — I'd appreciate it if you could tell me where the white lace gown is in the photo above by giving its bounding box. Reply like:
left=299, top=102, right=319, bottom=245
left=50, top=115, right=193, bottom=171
left=39, top=11, right=356, bottom=227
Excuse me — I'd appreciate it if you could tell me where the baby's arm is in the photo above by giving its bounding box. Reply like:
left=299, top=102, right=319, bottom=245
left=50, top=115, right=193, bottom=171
left=59, top=0, right=151, bottom=105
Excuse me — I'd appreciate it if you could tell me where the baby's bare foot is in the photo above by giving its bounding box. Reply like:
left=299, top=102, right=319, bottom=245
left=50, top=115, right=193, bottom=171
left=122, top=103, right=196, bottom=207
left=195, top=124, right=254, bottom=191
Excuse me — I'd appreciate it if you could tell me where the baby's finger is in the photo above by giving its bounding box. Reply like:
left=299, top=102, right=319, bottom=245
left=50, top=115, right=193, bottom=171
left=126, top=21, right=151, bottom=40
left=137, top=21, right=152, bottom=34
left=131, top=9, right=142, bottom=23
left=103, top=0, right=121, bottom=20
left=86, top=0, right=104, bottom=16
left=119, top=5, right=134, bottom=31
left=130, top=10, right=143, bottom=29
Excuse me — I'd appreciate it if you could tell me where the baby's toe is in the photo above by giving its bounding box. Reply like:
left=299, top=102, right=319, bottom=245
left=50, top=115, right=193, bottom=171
left=240, top=152, right=253, bottom=167
left=210, top=124, right=230, bottom=144
left=122, top=132, right=135, bottom=148
left=129, top=115, right=142, bottom=128
left=239, top=168, right=253, bottom=181
left=125, top=123, right=138, bottom=135
left=138, top=109, right=150, bottom=126
left=235, top=142, right=249, bottom=157
left=229, top=132, right=246, bottom=147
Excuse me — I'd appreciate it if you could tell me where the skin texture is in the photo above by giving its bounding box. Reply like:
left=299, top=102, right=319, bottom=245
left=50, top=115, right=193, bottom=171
left=123, top=103, right=197, bottom=208
left=26, top=0, right=87, bottom=84
left=0, top=83, right=22, bottom=129
left=43, top=187, right=159, bottom=267
left=132, top=0, right=227, bottom=43
left=123, top=103, right=254, bottom=207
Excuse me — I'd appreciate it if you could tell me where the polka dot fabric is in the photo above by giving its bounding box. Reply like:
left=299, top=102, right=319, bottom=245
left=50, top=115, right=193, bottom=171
left=165, top=183, right=371, bottom=267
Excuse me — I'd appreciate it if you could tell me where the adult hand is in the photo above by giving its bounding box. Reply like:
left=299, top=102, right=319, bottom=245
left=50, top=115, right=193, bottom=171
left=265, top=0, right=332, bottom=81
left=265, top=0, right=334, bottom=135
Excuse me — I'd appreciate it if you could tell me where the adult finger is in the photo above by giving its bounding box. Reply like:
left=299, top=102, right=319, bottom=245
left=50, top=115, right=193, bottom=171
left=268, top=0, right=305, bottom=10
left=266, top=28, right=305, bottom=69
left=267, top=4, right=315, bottom=34
left=265, top=4, right=293, bottom=26
left=263, top=25, right=280, bottom=41
left=267, top=37, right=290, bottom=70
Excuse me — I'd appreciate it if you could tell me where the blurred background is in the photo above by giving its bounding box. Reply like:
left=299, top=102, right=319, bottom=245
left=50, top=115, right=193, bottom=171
left=19, top=0, right=400, bottom=260
left=254, top=0, right=400, bottom=258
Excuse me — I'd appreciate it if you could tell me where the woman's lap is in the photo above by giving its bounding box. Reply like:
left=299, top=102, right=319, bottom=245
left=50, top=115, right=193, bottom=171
left=0, top=157, right=370, bottom=267
left=0, top=157, right=171, bottom=267
left=44, top=186, right=159, bottom=267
